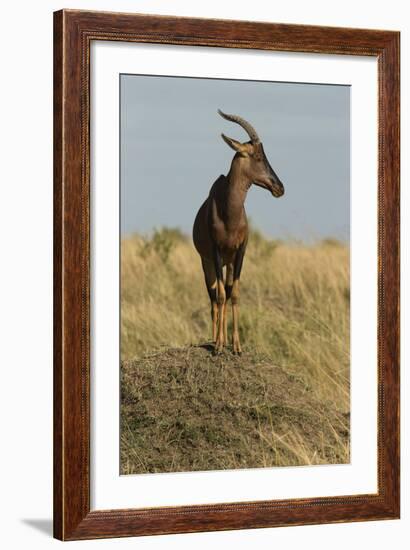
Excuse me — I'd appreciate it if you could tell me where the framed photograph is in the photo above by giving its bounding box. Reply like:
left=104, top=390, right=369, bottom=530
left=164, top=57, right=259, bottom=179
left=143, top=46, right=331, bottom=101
left=54, top=9, right=400, bottom=540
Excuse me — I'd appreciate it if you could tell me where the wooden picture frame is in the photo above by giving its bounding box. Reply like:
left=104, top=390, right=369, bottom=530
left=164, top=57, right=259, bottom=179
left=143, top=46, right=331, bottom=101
left=53, top=9, right=400, bottom=540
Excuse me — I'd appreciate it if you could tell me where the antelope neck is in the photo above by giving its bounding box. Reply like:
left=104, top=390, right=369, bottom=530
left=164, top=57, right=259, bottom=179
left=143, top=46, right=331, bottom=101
left=224, top=163, right=251, bottom=226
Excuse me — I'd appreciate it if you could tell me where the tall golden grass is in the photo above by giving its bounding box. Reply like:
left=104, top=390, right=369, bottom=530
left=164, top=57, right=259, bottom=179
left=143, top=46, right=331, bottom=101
left=121, top=228, right=350, bottom=411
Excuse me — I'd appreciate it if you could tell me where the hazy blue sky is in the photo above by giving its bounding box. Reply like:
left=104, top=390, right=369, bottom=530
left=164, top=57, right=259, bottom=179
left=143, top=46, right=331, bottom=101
left=120, top=74, right=350, bottom=241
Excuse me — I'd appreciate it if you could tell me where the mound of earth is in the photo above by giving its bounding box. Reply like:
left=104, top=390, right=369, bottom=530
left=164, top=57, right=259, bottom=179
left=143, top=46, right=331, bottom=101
left=121, top=345, right=349, bottom=474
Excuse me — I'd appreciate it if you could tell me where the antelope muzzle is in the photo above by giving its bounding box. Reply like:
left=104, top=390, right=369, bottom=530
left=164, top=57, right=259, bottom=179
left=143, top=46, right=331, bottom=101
left=270, top=177, right=285, bottom=198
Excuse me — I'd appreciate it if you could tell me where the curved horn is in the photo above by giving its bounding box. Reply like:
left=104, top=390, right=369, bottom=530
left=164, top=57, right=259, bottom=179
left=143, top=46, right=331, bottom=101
left=218, top=109, right=260, bottom=143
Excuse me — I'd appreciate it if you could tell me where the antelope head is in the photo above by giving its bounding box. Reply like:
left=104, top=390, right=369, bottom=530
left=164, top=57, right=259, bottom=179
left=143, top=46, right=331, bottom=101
left=218, top=109, right=285, bottom=198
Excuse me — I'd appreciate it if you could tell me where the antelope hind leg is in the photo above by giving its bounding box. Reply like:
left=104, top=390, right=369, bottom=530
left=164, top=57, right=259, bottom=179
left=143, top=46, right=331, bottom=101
left=201, top=259, right=218, bottom=343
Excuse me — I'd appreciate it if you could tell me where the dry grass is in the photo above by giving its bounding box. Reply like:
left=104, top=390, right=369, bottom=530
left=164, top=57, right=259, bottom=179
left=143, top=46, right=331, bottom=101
left=120, top=228, right=350, bottom=474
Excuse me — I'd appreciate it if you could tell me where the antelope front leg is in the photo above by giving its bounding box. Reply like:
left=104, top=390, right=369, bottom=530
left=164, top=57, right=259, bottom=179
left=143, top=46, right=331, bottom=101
left=223, top=302, right=228, bottom=345
left=213, top=245, right=226, bottom=353
left=231, top=279, right=242, bottom=354
left=215, top=279, right=226, bottom=352
left=209, top=278, right=218, bottom=342
left=212, top=301, right=218, bottom=342
left=231, top=243, right=246, bottom=355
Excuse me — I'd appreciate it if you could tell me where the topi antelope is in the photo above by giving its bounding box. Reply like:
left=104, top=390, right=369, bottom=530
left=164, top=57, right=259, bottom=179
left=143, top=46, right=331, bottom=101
left=193, top=110, right=285, bottom=354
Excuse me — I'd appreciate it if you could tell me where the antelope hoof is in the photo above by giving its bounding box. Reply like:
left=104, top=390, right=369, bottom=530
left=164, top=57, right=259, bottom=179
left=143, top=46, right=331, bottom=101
left=214, top=338, right=224, bottom=355
left=232, top=336, right=242, bottom=355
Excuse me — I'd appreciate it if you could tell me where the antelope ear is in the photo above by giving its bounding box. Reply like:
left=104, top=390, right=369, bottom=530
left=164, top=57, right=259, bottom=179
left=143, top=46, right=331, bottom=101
left=221, top=133, right=247, bottom=155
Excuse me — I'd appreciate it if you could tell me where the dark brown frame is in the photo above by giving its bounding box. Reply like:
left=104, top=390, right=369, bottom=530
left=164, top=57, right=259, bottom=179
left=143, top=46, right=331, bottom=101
left=54, top=9, right=400, bottom=541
